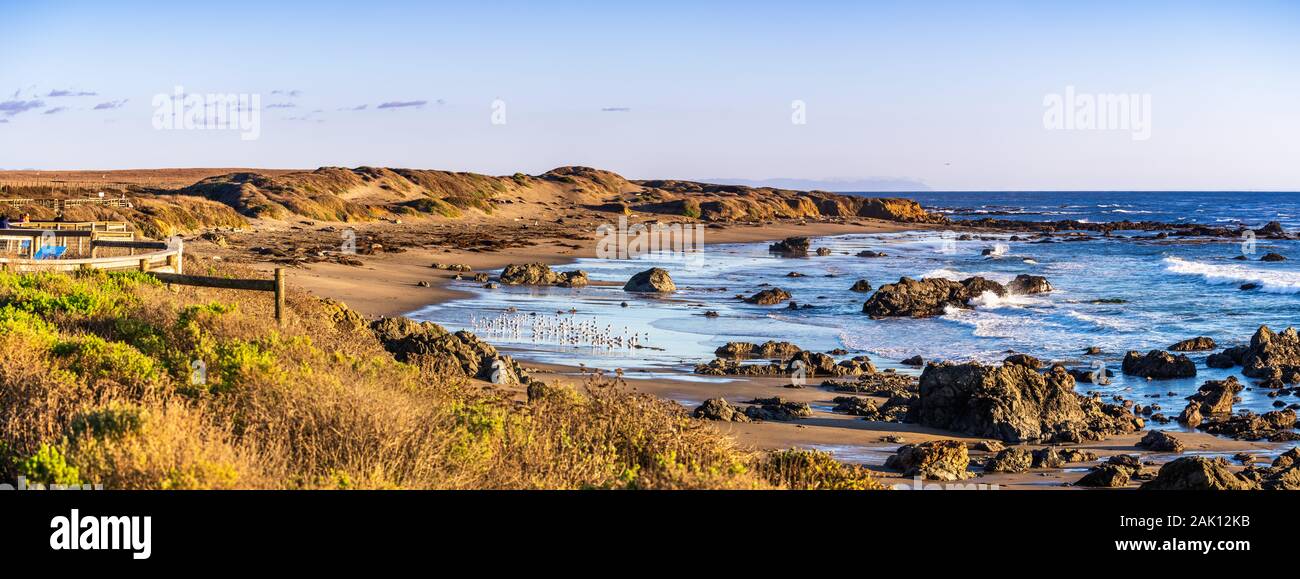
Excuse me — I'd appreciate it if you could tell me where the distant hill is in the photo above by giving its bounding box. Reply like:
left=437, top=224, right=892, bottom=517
left=698, top=177, right=931, bottom=193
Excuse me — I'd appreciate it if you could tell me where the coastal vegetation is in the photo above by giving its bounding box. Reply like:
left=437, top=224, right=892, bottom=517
left=0, top=262, right=882, bottom=490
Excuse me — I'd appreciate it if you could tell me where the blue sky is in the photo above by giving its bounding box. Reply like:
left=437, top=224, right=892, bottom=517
left=1, top=0, right=1297, bottom=190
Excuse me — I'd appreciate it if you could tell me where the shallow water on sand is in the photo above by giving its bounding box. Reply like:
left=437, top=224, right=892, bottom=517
left=411, top=206, right=1300, bottom=421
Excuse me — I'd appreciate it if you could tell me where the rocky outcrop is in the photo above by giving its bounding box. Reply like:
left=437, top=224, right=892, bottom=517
left=1140, top=457, right=1258, bottom=490
left=1003, top=354, right=1043, bottom=369
left=743, top=397, right=812, bottom=421
left=1240, top=326, right=1300, bottom=379
left=1007, top=274, right=1053, bottom=295
left=692, top=398, right=751, bottom=422
left=1122, top=350, right=1196, bottom=379
left=745, top=288, right=792, bottom=305
left=885, top=440, right=972, bottom=481
left=862, top=276, right=1014, bottom=318
left=623, top=267, right=676, bottom=292
left=695, top=349, right=874, bottom=378
left=831, top=396, right=878, bottom=417
left=1260, top=252, right=1287, bottom=262
left=1136, top=430, right=1185, bottom=453
left=914, top=362, right=1143, bottom=443
left=714, top=340, right=802, bottom=360
left=768, top=237, right=810, bottom=256
left=849, top=279, right=873, bottom=292
left=1177, top=377, right=1243, bottom=426
left=1198, top=409, right=1297, bottom=441
left=499, top=263, right=589, bottom=287
left=369, top=317, right=528, bottom=384
left=983, top=447, right=1034, bottom=473
left=1170, top=337, right=1217, bottom=352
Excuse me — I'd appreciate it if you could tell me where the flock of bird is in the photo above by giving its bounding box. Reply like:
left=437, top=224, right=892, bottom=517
left=470, top=311, right=648, bottom=351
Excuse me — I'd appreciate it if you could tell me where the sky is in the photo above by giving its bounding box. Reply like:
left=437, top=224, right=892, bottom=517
left=1, top=0, right=1298, bottom=191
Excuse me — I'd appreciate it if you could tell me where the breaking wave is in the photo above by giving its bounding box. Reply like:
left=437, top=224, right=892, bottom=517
left=1163, top=257, right=1300, bottom=294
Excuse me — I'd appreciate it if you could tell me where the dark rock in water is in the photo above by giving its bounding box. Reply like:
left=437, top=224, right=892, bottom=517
left=862, top=276, right=1010, bottom=318
left=815, top=247, right=832, bottom=256
left=1177, top=377, right=1244, bottom=426
left=769, top=236, right=810, bottom=256
left=1076, top=464, right=1131, bottom=488
left=623, top=267, right=676, bottom=292
left=1084, top=346, right=1103, bottom=356
left=1007, top=274, right=1053, bottom=295
left=902, top=355, right=925, bottom=366
left=1240, top=326, right=1300, bottom=379
left=714, top=340, right=802, bottom=360
left=743, top=397, right=813, bottom=421
left=1136, top=430, right=1185, bottom=453
left=1255, top=221, right=1289, bottom=238
left=1107, top=454, right=1143, bottom=475
left=693, top=398, right=751, bottom=422
left=1206, top=351, right=1237, bottom=369
left=1233, top=255, right=1249, bottom=261
left=1170, top=336, right=1217, bottom=352
left=473, top=272, right=490, bottom=283
left=849, top=279, right=873, bottom=292
left=1198, top=409, right=1297, bottom=441
left=914, top=362, right=1143, bottom=443
left=1003, top=353, right=1043, bottom=369
left=1140, top=457, right=1258, bottom=490
left=1260, top=252, right=1287, bottom=262
left=984, top=447, right=1033, bottom=473
left=856, top=250, right=887, bottom=258
left=369, top=317, right=528, bottom=385
left=1122, top=350, right=1196, bottom=379
left=884, top=440, right=971, bottom=481
left=1241, top=283, right=1261, bottom=291
left=499, top=263, right=589, bottom=287
left=745, top=287, right=792, bottom=305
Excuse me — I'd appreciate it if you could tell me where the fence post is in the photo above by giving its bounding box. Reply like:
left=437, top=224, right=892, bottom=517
left=274, top=268, right=285, bottom=325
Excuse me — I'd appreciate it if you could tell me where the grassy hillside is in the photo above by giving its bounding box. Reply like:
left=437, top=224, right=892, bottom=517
left=0, top=264, right=882, bottom=490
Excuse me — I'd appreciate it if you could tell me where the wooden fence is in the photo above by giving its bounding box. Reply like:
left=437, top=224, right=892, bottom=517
left=149, top=269, right=287, bottom=323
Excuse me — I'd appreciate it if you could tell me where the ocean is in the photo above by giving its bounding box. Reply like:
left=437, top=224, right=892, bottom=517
left=410, top=191, right=1300, bottom=422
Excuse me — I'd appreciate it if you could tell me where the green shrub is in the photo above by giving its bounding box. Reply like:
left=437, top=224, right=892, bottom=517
left=17, top=444, right=82, bottom=486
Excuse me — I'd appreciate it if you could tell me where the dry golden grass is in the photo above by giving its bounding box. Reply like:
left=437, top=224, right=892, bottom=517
left=0, top=261, right=882, bottom=490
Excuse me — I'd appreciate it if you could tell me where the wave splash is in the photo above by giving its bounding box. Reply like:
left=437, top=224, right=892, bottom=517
left=1163, top=257, right=1300, bottom=294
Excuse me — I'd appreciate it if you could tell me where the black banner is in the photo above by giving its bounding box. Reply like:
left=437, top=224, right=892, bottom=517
left=3, top=490, right=1290, bottom=566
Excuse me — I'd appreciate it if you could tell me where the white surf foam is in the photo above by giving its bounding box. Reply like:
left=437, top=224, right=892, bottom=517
left=1163, top=257, right=1300, bottom=294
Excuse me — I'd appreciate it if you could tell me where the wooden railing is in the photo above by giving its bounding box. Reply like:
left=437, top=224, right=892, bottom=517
left=0, top=236, right=182, bottom=274
left=149, top=269, right=287, bottom=323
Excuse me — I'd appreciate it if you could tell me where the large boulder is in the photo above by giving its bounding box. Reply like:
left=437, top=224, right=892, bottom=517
left=1177, top=377, right=1243, bottom=426
left=768, top=237, right=810, bottom=256
left=1140, top=457, right=1258, bottom=490
left=499, top=263, right=589, bottom=287
left=745, top=288, right=792, bottom=305
left=714, top=340, right=802, bottom=360
left=743, top=397, right=813, bottom=421
left=1075, top=464, right=1131, bottom=488
left=1199, top=409, right=1297, bottom=441
left=368, top=317, right=528, bottom=384
left=914, top=362, right=1142, bottom=443
left=1007, top=274, right=1053, bottom=295
left=862, top=276, right=1009, bottom=318
left=1170, top=336, right=1217, bottom=352
left=983, top=447, right=1034, bottom=473
left=1122, top=350, right=1197, bottom=379
left=1136, top=430, right=1185, bottom=453
left=624, top=267, right=676, bottom=292
left=1240, top=326, right=1300, bottom=379
left=849, top=279, right=873, bottom=292
left=884, top=440, right=972, bottom=481
left=692, top=398, right=751, bottom=422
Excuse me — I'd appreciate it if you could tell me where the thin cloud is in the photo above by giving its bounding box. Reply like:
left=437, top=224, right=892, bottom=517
left=0, top=99, right=44, bottom=116
left=47, top=89, right=97, bottom=97
left=339, top=104, right=368, bottom=111
left=601, top=107, right=631, bottom=112
left=93, top=99, right=128, bottom=110
left=44, top=107, right=67, bottom=115
left=377, top=100, right=427, bottom=110
left=267, top=102, right=297, bottom=109
left=271, top=89, right=302, bottom=97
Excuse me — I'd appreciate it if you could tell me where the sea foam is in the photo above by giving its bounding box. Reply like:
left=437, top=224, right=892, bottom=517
left=1163, top=256, right=1300, bottom=293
